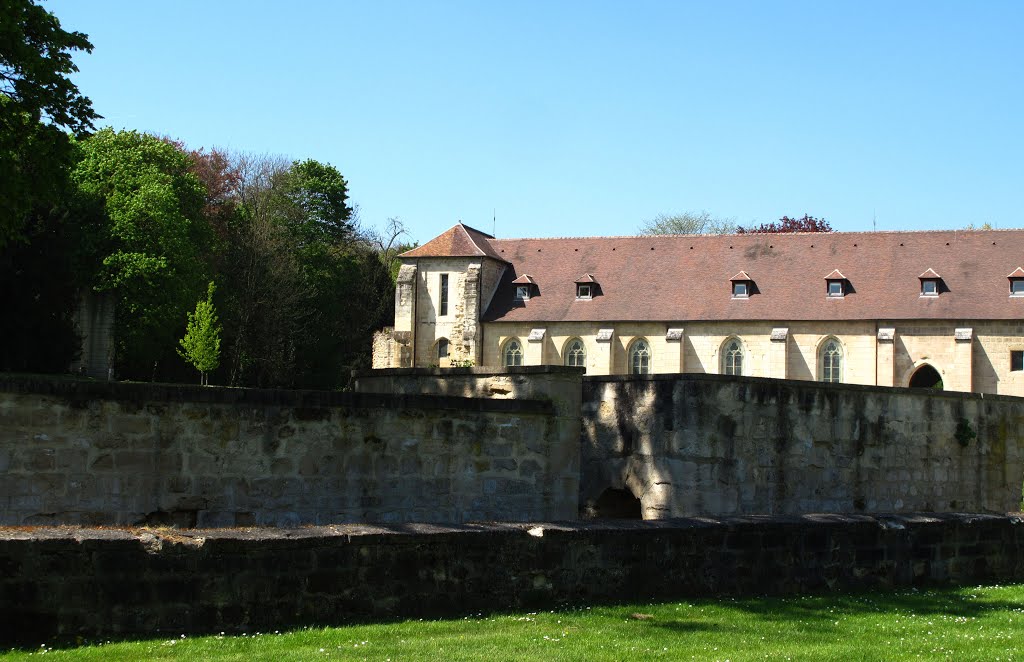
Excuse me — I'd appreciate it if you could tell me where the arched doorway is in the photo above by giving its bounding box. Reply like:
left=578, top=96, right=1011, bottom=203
left=909, top=364, right=943, bottom=389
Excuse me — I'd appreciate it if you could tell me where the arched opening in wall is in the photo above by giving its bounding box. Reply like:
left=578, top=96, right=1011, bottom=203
left=909, top=364, right=943, bottom=389
left=582, top=488, right=642, bottom=519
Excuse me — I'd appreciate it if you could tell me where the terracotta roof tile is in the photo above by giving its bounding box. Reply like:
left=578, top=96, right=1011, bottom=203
left=730, top=271, right=752, bottom=281
left=400, top=223, right=507, bottom=261
left=825, top=269, right=846, bottom=280
left=575, top=273, right=598, bottom=283
left=478, top=230, right=1024, bottom=323
left=511, top=274, right=536, bottom=284
left=919, top=268, right=942, bottom=279
left=1008, top=267, right=1024, bottom=278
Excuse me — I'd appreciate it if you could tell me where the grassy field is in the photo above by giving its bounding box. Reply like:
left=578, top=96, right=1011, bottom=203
left=4, top=584, right=1023, bottom=661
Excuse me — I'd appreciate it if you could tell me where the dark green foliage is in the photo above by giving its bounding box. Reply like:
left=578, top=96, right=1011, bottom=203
left=955, top=418, right=976, bottom=447
left=0, top=0, right=98, bottom=247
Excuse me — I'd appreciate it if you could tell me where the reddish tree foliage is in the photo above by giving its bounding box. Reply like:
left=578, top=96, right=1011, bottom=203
left=737, top=214, right=833, bottom=234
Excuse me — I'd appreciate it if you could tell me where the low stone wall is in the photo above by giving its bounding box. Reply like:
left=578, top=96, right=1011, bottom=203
left=2, top=514, right=1022, bottom=643
left=0, top=374, right=577, bottom=526
left=582, top=374, right=1024, bottom=518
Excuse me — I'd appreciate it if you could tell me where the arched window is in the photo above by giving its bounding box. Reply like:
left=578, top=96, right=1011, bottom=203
left=820, top=338, right=842, bottom=383
left=503, top=339, right=523, bottom=367
left=436, top=338, right=449, bottom=361
left=564, top=338, right=586, bottom=368
left=721, top=338, right=744, bottom=376
left=628, top=339, right=651, bottom=375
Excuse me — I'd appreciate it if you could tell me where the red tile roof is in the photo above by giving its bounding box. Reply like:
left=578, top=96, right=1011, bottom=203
left=825, top=269, right=846, bottom=280
left=511, top=274, right=536, bottom=284
left=730, top=271, right=753, bottom=282
left=400, top=223, right=507, bottom=261
left=919, top=268, right=942, bottom=279
left=1007, top=267, right=1024, bottom=278
left=466, top=230, right=1024, bottom=323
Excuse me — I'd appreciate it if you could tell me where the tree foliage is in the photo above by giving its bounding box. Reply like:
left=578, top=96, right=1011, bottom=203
left=737, top=214, right=833, bottom=234
left=178, top=281, right=221, bottom=385
left=639, top=211, right=737, bottom=235
left=0, top=0, right=98, bottom=247
left=72, top=129, right=211, bottom=378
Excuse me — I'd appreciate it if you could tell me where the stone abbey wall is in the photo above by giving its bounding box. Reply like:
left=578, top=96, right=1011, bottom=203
left=3, top=369, right=1024, bottom=527
left=0, top=374, right=578, bottom=527
left=3, top=514, right=1022, bottom=643
left=581, top=374, right=1024, bottom=519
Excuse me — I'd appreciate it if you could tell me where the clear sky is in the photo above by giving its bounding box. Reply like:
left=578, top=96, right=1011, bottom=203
left=48, top=0, right=1023, bottom=245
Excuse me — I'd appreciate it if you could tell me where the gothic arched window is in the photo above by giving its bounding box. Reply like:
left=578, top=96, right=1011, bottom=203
left=503, top=339, right=523, bottom=367
left=629, top=339, right=651, bottom=375
left=564, top=338, right=586, bottom=368
left=722, top=338, right=744, bottom=376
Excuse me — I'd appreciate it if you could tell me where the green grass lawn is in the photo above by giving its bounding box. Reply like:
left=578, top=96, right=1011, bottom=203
left=5, top=584, right=1024, bottom=661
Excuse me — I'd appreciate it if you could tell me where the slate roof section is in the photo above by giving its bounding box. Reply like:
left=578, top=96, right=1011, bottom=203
left=400, top=223, right=507, bottom=262
left=476, top=230, right=1024, bottom=323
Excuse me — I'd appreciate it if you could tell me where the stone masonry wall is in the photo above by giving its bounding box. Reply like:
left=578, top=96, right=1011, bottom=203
left=2, top=514, right=1022, bottom=643
left=582, top=374, right=1024, bottom=519
left=0, top=375, right=576, bottom=527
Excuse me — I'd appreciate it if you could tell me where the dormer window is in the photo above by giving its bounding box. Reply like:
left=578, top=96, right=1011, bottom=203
left=1008, top=268, right=1024, bottom=297
left=919, top=268, right=941, bottom=297
left=825, top=269, right=846, bottom=298
left=730, top=271, right=753, bottom=299
left=574, top=273, right=598, bottom=300
left=511, top=274, right=536, bottom=302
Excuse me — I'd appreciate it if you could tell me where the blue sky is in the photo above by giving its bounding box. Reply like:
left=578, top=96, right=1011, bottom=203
left=49, top=1, right=1023, bottom=244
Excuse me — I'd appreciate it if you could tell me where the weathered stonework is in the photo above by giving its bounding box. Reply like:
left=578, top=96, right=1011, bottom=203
left=2, top=514, right=1022, bottom=643
left=0, top=374, right=578, bottom=526
left=581, top=373, right=1024, bottom=518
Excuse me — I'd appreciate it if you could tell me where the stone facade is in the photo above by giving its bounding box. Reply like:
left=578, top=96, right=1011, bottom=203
left=377, top=225, right=1024, bottom=396
left=581, top=373, right=1024, bottom=519
left=3, top=514, right=1022, bottom=643
left=0, top=374, right=578, bottom=526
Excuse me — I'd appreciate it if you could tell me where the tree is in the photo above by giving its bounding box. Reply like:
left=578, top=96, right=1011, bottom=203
left=1, top=0, right=98, bottom=247
left=178, top=281, right=221, bottom=385
left=737, top=214, right=832, bottom=234
left=72, top=129, right=212, bottom=379
left=639, top=211, right=737, bottom=235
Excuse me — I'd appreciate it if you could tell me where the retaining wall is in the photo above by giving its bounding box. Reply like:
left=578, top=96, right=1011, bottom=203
left=0, top=374, right=577, bottom=526
left=2, top=514, right=1022, bottom=643
left=582, top=374, right=1024, bottom=518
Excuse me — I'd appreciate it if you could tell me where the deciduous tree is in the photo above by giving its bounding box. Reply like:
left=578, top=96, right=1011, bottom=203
left=737, top=214, right=832, bottom=234
left=0, top=0, right=98, bottom=247
left=639, top=211, right=737, bottom=235
left=178, top=281, right=221, bottom=385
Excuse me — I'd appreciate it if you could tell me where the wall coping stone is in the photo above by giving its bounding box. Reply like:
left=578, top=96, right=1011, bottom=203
left=0, top=374, right=554, bottom=415
left=3, top=512, right=1019, bottom=544
left=356, top=365, right=586, bottom=378
left=583, top=372, right=1024, bottom=404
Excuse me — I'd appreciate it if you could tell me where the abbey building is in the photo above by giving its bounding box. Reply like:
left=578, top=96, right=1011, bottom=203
left=373, top=223, right=1024, bottom=395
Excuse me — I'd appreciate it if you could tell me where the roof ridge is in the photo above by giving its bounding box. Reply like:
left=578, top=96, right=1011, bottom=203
left=488, top=228, right=1024, bottom=241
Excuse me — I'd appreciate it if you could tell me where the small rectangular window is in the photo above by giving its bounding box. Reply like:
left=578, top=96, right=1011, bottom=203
left=732, top=282, right=748, bottom=298
left=576, top=284, right=592, bottom=299
left=1011, top=280, right=1024, bottom=296
left=921, top=279, right=938, bottom=296
left=1012, top=350, right=1024, bottom=372
left=439, top=274, right=449, bottom=316
left=827, top=280, right=844, bottom=297
left=515, top=285, right=530, bottom=301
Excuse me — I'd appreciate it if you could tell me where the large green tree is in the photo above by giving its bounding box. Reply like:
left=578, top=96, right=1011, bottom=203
left=72, top=129, right=211, bottom=379
left=1, top=0, right=98, bottom=247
